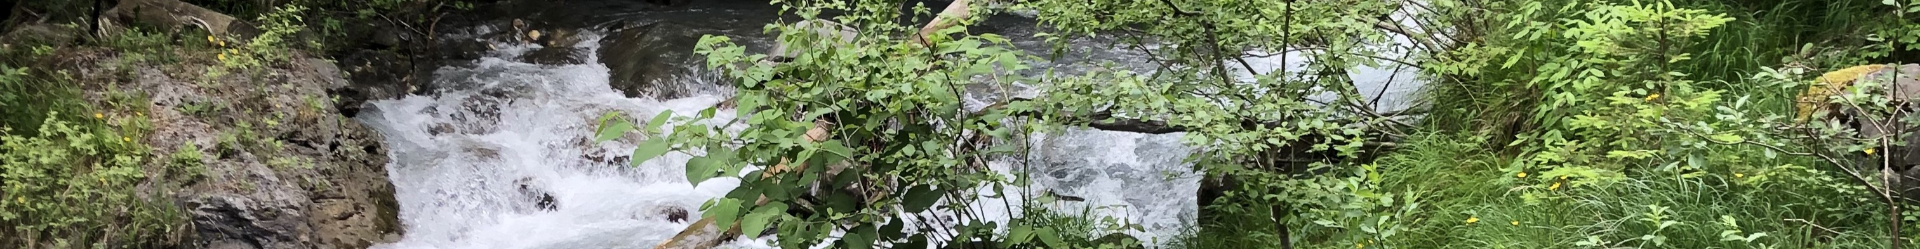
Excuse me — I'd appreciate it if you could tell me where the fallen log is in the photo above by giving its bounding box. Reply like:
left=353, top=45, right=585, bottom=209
left=95, top=0, right=246, bottom=38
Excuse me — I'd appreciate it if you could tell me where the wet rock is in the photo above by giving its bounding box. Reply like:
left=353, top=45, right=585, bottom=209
left=333, top=49, right=420, bottom=117
left=190, top=195, right=307, bottom=249
left=538, top=29, right=585, bottom=48
left=662, top=207, right=690, bottom=223
left=440, top=38, right=496, bottom=61
left=519, top=47, right=587, bottom=65
left=515, top=177, right=559, bottom=212
left=428, top=123, right=456, bottom=135
left=598, top=22, right=711, bottom=99
left=370, top=29, right=406, bottom=49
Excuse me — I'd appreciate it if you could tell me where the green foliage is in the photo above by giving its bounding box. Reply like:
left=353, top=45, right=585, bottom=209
left=213, top=3, right=309, bottom=73
left=0, top=65, right=65, bottom=137
left=577, top=0, right=1920, bottom=248
left=0, top=112, right=185, bottom=248
left=596, top=1, right=1047, bottom=247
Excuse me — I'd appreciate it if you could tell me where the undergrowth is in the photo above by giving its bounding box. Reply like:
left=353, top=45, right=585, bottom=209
left=0, top=57, right=187, bottom=247
left=1180, top=0, right=1920, bottom=248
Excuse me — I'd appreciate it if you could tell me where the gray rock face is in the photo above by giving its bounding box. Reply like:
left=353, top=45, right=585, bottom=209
left=55, top=50, right=402, bottom=249
left=1833, top=64, right=1920, bottom=201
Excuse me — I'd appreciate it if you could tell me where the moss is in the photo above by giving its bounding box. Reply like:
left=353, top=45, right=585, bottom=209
left=373, top=185, right=403, bottom=235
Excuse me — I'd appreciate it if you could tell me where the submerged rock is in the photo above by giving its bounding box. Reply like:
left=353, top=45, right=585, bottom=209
left=519, top=47, right=587, bottom=65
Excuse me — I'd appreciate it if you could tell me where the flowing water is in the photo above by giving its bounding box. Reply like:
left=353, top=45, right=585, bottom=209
left=357, top=2, right=1428, bottom=248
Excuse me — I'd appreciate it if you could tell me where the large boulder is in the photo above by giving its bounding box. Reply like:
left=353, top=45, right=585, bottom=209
left=1801, top=64, right=1920, bottom=200
left=598, top=22, right=712, bottom=99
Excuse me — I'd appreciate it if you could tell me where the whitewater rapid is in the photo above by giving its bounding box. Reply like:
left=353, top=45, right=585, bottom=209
left=356, top=25, right=1203, bottom=248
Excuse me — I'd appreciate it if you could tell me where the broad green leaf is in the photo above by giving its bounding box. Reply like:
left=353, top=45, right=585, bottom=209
left=1687, top=154, right=1706, bottom=169
left=1037, top=227, right=1065, bottom=248
left=741, top=202, right=787, bottom=238
left=647, top=110, right=675, bottom=132
left=593, top=113, right=633, bottom=143
left=705, top=198, right=743, bottom=230
left=1005, top=226, right=1034, bottom=245
left=631, top=139, right=672, bottom=167
left=821, top=140, right=854, bottom=161
left=686, top=156, right=721, bottom=184
left=844, top=231, right=872, bottom=249
left=901, top=185, right=941, bottom=213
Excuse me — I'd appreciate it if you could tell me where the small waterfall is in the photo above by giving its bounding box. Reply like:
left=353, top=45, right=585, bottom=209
left=358, top=32, right=776, bottom=249
left=356, top=26, right=1203, bottom=248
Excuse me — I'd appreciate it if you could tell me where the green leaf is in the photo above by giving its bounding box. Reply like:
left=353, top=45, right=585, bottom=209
left=631, top=138, right=672, bottom=167
left=1037, top=227, right=1066, bottom=248
left=854, top=224, right=879, bottom=249
left=822, top=140, right=855, bottom=161
left=741, top=202, right=787, bottom=238
left=1687, top=154, right=1706, bottom=169
left=705, top=198, right=743, bottom=230
left=844, top=231, right=872, bottom=249
left=593, top=113, right=633, bottom=143
left=1709, top=133, right=1743, bottom=144
left=686, top=156, right=721, bottom=184
left=1005, top=226, right=1035, bottom=246
left=901, top=185, right=941, bottom=213
left=647, top=110, right=675, bottom=132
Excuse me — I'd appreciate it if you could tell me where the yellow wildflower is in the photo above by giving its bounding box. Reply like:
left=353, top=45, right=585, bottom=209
left=1735, top=173, right=1745, bottom=178
left=1516, top=172, right=1528, bottom=178
left=1645, top=93, right=1661, bottom=101
left=218, top=53, right=228, bottom=62
left=1866, top=148, right=1877, bottom=155
left=95, top=112, right=104, bottom=119
left=1511, top=221, right=1519, bottom=226
left=1466, top=216, right=1480, bottom=224
left=207, top=35, right=216, bottom=44
left=229, top=49, right=239, bottom=55
left=1356, top=243, right=1364, bottom=249
left=1560, top=175, right=1568, bottom=180
left=123, top=137, right=131, bottom=142
left=15, top=196, right=22, bottom=204
left=1549, top=182, right=1562, bottom=191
